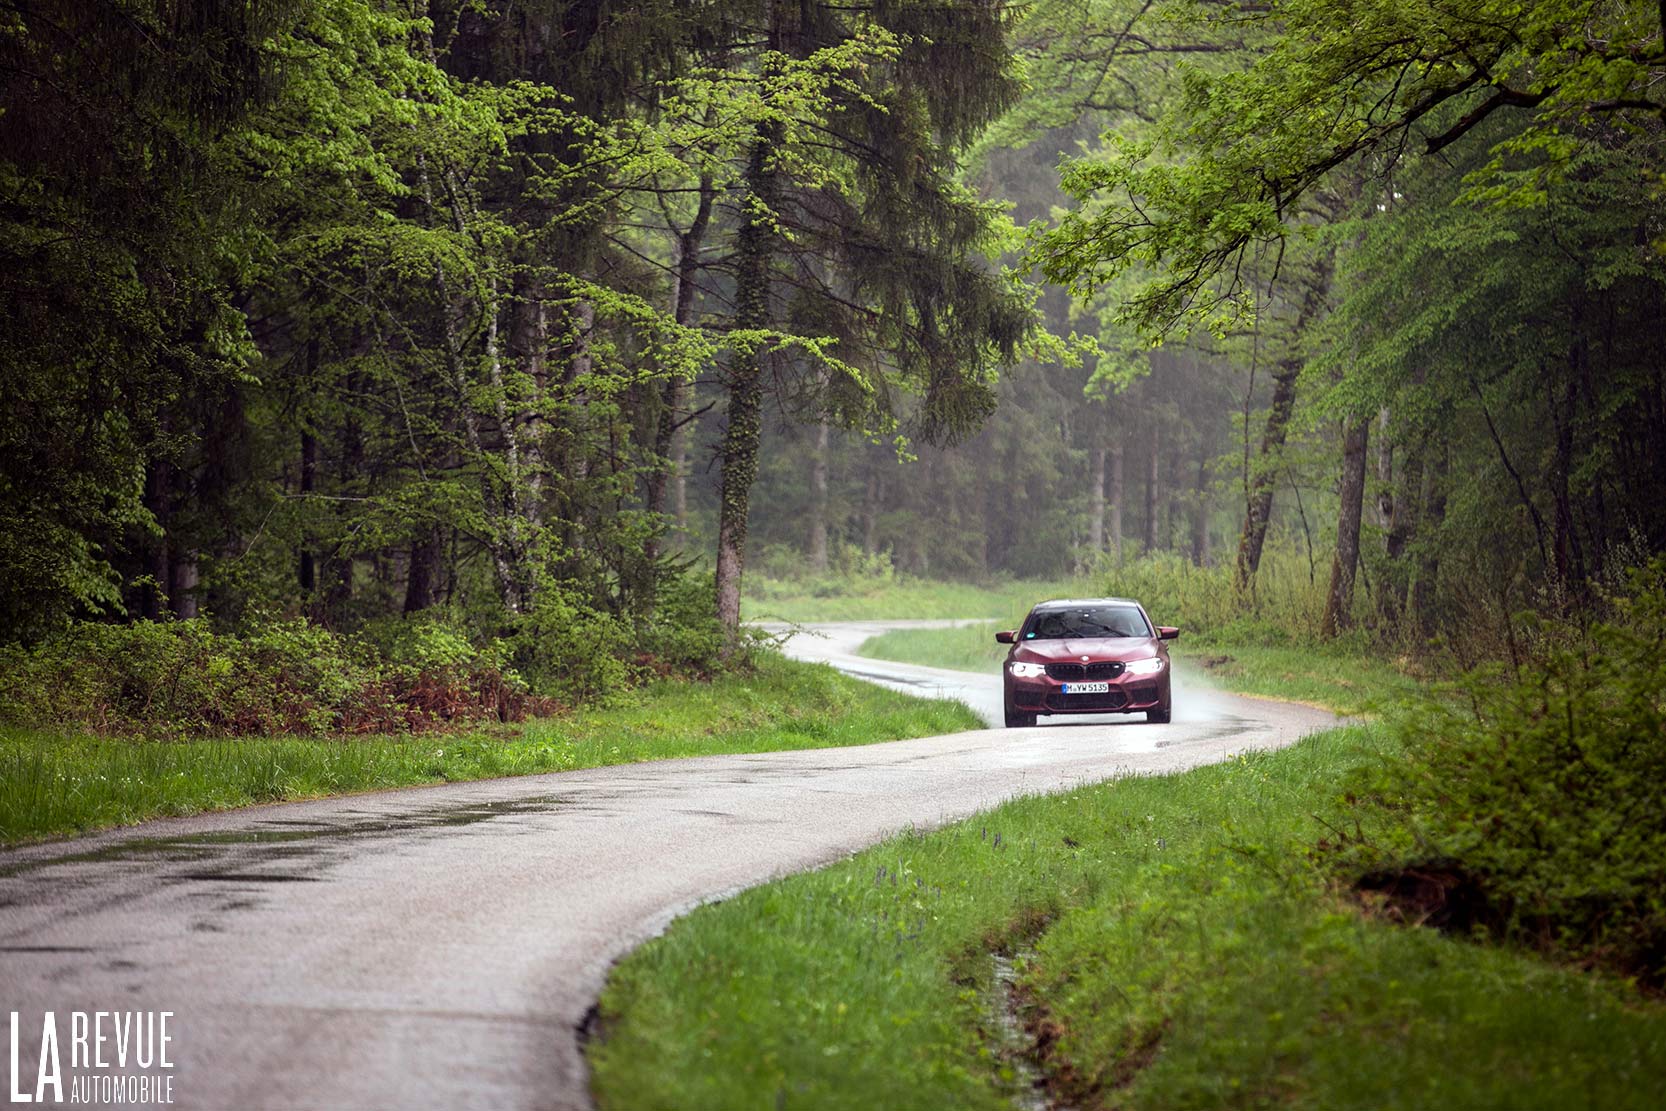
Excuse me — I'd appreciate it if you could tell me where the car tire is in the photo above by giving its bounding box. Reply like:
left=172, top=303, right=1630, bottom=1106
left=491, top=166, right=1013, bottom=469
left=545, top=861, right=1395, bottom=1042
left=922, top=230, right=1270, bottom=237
left=1004, top=708, right=1037, bottom=728
left=1146, top=705, right=1171, bottom=724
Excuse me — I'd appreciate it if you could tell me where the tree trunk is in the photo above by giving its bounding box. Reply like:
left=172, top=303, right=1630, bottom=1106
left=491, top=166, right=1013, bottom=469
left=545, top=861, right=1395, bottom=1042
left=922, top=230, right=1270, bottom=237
left=1373, top=407, right=1395, bottom=624
left=808, top=418, right=830, bottom=571
left=863, top=462, right=881, bottom=556
left=648, top=171, right=714, bottom=556
left=1088, top=446, right=1106, bottom=556
left=417, top=149, right=522, bottom=612
left=978, top=463, right=995, bottom=574
left=1190, top=452, right=1210, bottom=566
left=1143, top=426, right=1160, bottom=554
left=672, top=414, right=689, bottom=531
left=1321, top=417, right=1370, bottom=638
left=404, top=527, right=441, bottom=613
left=1474, top=380, right=1550, bottom=571
left=298, top=429, right=317, bottom=594
left=324, top=367, right=363, bottom=618
left=1109, top=442, right=1123, bottom=563
left=1379, top=424, right=1422, bottom=628
left=1165, top=436, right=1182, bottom=550
left=714, top=124, right=781, bottom=646
left=1412, top=437, right=1448, bottom=640
left=1234, top=258, right=1332, bottom=592
left=140, top=459, right=173, bottom=616
left=1373, top=407, right=1393, bottom=530
left=1550, top=325, right=1587, bottom=589
left=510, top=271, right=550, bottom=531
left=172, top=553, right=199, bottom=619
left=1235, top=362, right=1297, bottom=590
left=484, top=282, right=530, bottom=610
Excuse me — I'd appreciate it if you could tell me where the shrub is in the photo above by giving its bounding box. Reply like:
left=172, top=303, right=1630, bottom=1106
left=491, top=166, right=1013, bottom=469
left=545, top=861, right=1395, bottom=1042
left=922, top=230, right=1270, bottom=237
left=0, top=616, right=547, bottom=737
left=504, top=586, right=637, bottom=706
left=1335, top=560, right=1666, bottom=984
left=0, top=569, right=740, bottom=736
left=635, top=574, right=730, bottom=677
left=358, top=612, right=508, bottom=675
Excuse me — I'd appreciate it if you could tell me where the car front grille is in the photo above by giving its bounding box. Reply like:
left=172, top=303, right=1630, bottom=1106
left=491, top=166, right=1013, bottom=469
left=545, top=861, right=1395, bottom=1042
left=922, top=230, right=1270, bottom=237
left=1045, top=689, right=1129, bottom=712
left=1044, top=660, right=1126, bottom=681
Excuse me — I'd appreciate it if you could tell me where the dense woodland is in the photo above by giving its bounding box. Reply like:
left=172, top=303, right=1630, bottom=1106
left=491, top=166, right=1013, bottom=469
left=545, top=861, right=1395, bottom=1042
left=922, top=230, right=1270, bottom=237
left=3, top=0, right=1663, bottom=679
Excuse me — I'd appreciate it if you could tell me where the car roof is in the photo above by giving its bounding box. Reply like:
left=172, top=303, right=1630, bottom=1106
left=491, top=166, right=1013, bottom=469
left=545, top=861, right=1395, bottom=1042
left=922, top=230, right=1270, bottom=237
left=1029, top=597, right=1143, bottom=610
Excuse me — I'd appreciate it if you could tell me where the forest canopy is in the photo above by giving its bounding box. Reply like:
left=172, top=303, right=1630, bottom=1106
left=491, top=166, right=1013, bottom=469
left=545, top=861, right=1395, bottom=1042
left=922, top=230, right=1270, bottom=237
left=2, top=0, right=1662, bottom=679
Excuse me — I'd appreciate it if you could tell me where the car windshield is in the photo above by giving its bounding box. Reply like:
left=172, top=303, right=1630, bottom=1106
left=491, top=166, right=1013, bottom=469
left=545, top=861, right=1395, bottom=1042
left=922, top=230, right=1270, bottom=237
left=1024, top=606, right=1151, bottom=640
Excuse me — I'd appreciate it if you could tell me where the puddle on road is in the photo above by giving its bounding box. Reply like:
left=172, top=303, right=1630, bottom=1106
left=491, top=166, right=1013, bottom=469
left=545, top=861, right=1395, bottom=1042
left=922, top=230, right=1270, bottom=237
left=1153, top=719, right=1252, bottom=748
left=0, top=794, right=572, bottom=943
left=0, top=794, right=566, bottom=882
left=172, top=872, right=323, bottom=883
left=0, top=945, right=96, bottom=954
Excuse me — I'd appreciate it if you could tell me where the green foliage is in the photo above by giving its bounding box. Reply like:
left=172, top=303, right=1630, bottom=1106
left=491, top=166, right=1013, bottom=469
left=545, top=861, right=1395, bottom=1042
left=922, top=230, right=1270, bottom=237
left=358, top=612, right=507, bottom=674
left=0, top=0, right=290, bottom=635
left=0, top=616, right=527, bottom=737
left=507, top=589, right=637, bottom=707
left=1337, top=560, right=1666, bottom=982
left=1033, top=0, right=1666, bottom=335
left=631, top=572, right=731, bottom=677
left=0, top=565, right=746, bottom=734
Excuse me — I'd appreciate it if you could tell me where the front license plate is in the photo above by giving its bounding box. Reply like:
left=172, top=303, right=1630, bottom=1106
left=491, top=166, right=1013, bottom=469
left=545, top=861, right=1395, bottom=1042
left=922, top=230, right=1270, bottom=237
left=1062, top=681, right=1110, bottom=694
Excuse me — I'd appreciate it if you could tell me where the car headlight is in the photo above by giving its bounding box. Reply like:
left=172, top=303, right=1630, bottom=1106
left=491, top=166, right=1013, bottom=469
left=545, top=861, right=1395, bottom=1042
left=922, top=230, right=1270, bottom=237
left=1124, top=656, right=1166, bottom=676
left=1008, top=661, right=1047, bottom=678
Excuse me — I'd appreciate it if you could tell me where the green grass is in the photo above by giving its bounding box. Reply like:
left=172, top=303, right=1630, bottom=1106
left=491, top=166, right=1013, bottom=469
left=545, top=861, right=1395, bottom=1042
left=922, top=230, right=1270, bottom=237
left=1172, top=641, right=1426, bottom=712
left=588, top=725, right=1666, bottom=1110
left=855, top=621, right=1011, bottom=671
left=0, top=653, right=982, bottom=845
left=855, top=620, right=1426, bottom=714
left=743, top=575, right=1087, bottom=623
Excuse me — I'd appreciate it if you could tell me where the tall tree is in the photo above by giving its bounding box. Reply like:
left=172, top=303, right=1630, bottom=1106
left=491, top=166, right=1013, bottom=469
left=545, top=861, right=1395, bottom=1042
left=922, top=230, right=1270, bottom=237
left=708, top=0, right=1032, bottom=643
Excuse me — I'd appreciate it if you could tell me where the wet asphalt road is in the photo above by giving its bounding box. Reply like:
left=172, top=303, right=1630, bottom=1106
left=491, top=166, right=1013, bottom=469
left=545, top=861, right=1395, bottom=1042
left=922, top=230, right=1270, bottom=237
left=0, top=622, right=1335, bottom=1110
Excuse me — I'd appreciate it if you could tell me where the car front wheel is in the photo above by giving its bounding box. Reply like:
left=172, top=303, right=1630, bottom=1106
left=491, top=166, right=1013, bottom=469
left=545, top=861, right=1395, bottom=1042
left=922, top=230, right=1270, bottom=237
left=1146, top=704, right=1171, bottom=723
left=1004, top=707, right=1037, bottom=728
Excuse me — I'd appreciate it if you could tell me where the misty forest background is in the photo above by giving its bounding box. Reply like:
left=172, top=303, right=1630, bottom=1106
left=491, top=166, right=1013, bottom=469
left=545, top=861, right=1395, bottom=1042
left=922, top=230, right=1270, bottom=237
left=2, top=0, right=1664, bottom=725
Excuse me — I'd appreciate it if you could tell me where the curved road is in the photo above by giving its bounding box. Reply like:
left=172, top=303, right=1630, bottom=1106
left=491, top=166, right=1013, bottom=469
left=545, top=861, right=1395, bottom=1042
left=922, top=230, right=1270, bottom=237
left=0, top=623, right=1333, bottom=1110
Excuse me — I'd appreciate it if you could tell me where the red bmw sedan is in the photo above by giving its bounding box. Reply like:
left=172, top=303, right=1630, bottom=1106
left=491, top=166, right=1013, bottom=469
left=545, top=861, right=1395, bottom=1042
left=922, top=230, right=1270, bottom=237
left=995, top=598, right=1179, bottom=727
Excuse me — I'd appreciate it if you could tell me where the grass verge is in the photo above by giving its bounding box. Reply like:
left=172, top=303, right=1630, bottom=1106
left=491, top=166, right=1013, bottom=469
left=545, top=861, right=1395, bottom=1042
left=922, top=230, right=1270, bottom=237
left=587, top=724, right=1666, bottom=1110
left=855, top=620, right=1424, bottom=714
left=0, top=653, right=982, bottom=845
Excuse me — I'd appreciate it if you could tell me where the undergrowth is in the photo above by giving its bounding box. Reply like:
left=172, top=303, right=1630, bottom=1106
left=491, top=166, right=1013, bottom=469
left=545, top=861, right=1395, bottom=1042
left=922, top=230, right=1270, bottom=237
left=0, top=573, right=739, bottom=736
left=1333, top=559, right=1666, bottom=987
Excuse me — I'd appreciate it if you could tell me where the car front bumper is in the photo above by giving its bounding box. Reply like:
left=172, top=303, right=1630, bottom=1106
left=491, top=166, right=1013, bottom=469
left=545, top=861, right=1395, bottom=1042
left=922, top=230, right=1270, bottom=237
left=1005, top=671, right=1169, bottom=715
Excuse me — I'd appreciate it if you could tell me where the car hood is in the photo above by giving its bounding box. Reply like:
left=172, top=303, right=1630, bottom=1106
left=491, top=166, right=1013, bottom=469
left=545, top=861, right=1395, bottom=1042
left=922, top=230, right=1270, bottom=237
left=1011, top=637, right=1160, bottom=663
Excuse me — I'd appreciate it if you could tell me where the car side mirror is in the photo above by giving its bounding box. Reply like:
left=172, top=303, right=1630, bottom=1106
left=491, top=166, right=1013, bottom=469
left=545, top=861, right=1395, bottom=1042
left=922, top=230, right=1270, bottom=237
left=1157, top=626, right=1180, bottom=640
left=994, top=630, right=1016, bottom=644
